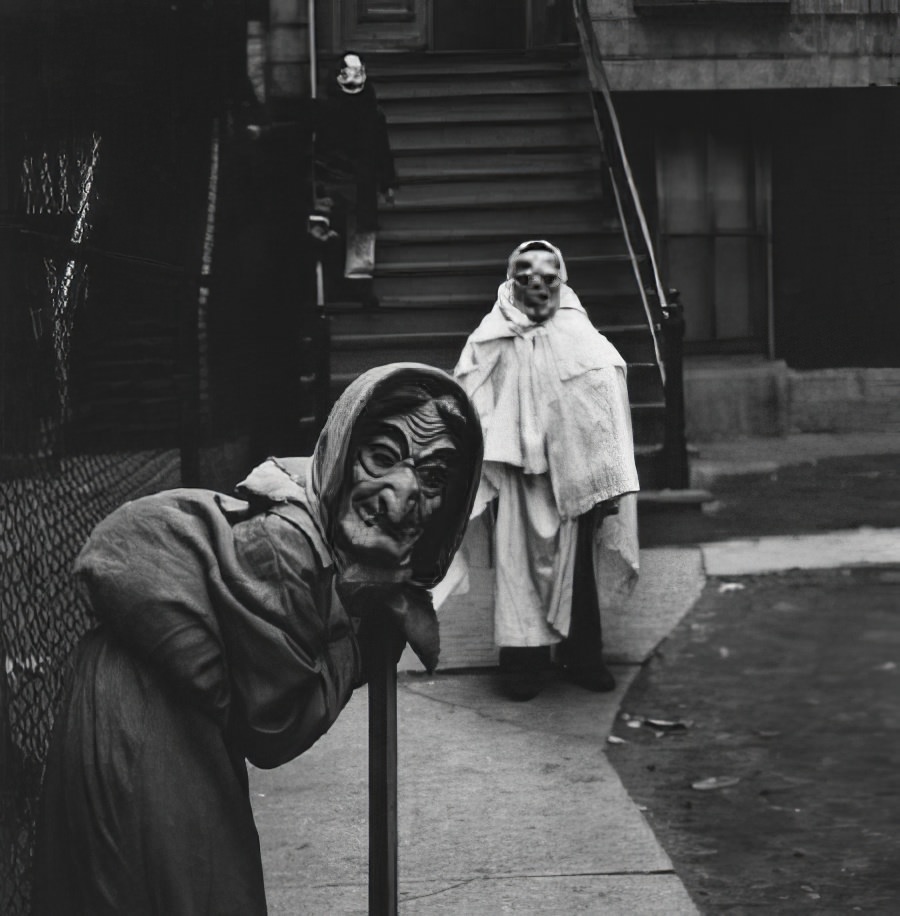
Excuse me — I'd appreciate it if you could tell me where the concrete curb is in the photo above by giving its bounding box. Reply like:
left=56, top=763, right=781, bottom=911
left=702, top=527, right=900, bottom=577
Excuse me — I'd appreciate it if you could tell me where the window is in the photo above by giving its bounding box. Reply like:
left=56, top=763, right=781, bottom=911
left=656, top=121, right=771, bottom=351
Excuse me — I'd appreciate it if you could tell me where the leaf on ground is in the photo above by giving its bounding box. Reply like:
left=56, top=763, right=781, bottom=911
left=692, top=776, right=741, bottom=791
left=645, top=717, right=693, bottom=730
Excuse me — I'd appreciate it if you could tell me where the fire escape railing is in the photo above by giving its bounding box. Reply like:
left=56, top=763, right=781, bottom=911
left=571, top=0, right=689, bottom=489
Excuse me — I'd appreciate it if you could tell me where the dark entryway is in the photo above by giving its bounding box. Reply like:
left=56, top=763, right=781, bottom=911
left=339, top=0, right=576, bottom=52
left=432, top=0, right=527, bottom=51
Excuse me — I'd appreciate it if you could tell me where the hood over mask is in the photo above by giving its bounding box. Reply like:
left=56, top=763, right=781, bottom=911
left=506, top=238, right=568, bottom=284
left=241, top=364, right=483, bottom=586
left=238, top=364, right=484, bottom=669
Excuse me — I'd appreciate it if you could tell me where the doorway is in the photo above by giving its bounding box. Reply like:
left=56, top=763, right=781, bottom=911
left=432, top=0, right=526, bottom=51
left=337, top=0, right=575, bottom=52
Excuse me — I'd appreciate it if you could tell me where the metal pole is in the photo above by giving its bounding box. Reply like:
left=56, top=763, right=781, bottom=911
left=661, top=289, right=689, bottom=489
left=307, top=0, right=325, bottom=308
left=307, top=0, right=318, bottom=100
left=368, top=616, right=399, bottom=916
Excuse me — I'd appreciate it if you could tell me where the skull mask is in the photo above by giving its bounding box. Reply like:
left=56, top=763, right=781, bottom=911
left=337, top=53, right=367, bottom=95
left=510, top=244, right=563, bottom=323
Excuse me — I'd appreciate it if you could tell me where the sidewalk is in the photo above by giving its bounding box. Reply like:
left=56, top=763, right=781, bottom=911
left=251, top=672, right=699, bottom=914
left=250, top=432, right=900, bottom=914
left=250, top=548, right=707, bottom=914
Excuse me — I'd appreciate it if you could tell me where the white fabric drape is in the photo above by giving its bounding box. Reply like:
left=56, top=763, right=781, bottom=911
left=443, top=279, right=641, bottom=638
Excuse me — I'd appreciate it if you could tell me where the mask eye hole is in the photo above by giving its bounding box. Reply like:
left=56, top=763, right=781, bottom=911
left=358, top=442, right=401, bottom=477
left=513, top=270, right=560, bottom=289
left=416, top=463, right=449, bottom=496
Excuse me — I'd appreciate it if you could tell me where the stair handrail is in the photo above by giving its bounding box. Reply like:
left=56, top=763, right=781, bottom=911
left=571, top=0, right=667, bottom=385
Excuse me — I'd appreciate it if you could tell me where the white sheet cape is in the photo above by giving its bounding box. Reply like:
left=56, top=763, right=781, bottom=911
left=439, top=277, right=641, bottom=642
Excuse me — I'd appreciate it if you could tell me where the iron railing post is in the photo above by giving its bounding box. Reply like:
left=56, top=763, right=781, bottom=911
left=661, top=288, right=689, bottom=489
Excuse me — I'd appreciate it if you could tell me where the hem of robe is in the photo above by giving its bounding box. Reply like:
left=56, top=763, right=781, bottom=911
left=491, top=469, right=577, bottom=647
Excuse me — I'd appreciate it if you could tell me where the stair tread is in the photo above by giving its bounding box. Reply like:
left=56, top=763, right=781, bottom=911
left=362, top=291, right=655, bottom=308
left=393, top=143, right=601, bottom=158
left=378, top=82, right=588, bottom=101
left=332, top=316, right=648, bottom=330
left=397, top=162, right=603, bottom=183
left=374, top=253, right=636, bottom=276
left=385, top=192, right=605, bottom=213
left=328, top=295, right=656, bottom=314
left=377, top=224, right=622, bottom=243
left=329, top=323, right=657, bottom=341
left=387, top=110, right=591, bottom=126
left=368, top=59, right=583, bottom=81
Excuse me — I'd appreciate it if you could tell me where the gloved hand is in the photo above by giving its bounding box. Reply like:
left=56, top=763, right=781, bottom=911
left=340, top=582, right=440, bottom=675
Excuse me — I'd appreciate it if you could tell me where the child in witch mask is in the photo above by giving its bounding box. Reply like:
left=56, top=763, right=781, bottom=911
left=33, top=364, right=481, bottom=916
left=452, top=240, right=640, bottom=700
left=314, top=52, right=398, bottom=305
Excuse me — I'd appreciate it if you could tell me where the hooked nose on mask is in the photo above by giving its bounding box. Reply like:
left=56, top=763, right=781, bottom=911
left=376, top=463, right=421, bottom=523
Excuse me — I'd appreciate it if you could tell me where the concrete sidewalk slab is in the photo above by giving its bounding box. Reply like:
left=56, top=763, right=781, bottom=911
left=702, top=527, right=900, bottom=576
left=605, top=547, right=705, bottom=665
left=251, top=670, right=699, bottom=915
left=400, top=546, right=706, bottom=673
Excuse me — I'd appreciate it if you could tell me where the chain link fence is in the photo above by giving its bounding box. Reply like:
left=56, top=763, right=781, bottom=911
left=0, top=448, right=181, bottom=914
left=0, top=6, right=312, bottom=908
left=0, top=121, right=188, bottom=912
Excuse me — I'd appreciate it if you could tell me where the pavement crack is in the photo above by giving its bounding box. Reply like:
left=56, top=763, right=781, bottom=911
left=400, top=877, right=480, bottom=902
left=398, top=684, right=574, bottom=737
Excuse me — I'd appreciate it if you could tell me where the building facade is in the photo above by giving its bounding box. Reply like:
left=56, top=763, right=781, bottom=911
left=253, top=0, right=900, bottom=440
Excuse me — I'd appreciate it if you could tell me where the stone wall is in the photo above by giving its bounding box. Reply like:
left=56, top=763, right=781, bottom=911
left=588, top=0, right=900, bottom=90
left=684, top=358, right=900, bottom=439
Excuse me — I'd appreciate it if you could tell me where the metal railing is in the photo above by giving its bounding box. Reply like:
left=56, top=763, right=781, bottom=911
left=571, top=0, right=689, bottom=488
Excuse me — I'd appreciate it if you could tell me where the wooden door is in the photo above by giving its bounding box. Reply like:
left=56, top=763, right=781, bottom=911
left=342, top=0, right=428, bottom=51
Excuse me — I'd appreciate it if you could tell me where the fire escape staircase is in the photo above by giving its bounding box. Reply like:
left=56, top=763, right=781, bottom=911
left=303, top=16, right=688, bottom=490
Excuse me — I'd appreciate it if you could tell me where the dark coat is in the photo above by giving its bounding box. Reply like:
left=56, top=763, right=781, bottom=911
left=31, top=364, right=483, bottom=916
left=32, top=492, right=360, bottom=915
left=314, top=82, right=397, bottom=232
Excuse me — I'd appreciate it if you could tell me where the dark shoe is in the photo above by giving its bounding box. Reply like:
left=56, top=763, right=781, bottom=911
left=503, top=669, right=544, bottom=702
left=566, top=659, right=617, bottom=693
left=499, top=646, right=551, bottom=702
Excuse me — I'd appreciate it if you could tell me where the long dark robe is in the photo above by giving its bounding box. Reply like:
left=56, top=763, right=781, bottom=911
left=314, top=83, right=397, bottom=232
left=33, top=490, right=361, bottom=916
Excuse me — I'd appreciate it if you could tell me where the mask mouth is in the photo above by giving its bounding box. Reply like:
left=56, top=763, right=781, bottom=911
left=355, top=494, right=421, bottom=541
left=337, top=59, right=367, bottom=94
left=338, top=79, right=366, bottom=94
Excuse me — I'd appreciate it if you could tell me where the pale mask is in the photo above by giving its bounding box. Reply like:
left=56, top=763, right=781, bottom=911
left=511, top=249, right=562, bottom=323
left=337, top=397, right=461, bottom=567
left=337, top=54, right=367, bottom=95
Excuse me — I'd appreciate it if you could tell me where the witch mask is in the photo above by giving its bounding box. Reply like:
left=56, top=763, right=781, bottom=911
left=510, top=245, right=562, bottom=323
left=336, top=387, right=464, bottom=570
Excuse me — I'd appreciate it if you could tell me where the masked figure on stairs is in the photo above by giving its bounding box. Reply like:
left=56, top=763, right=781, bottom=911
left=451, top=240, right=641, bottom=700
left=313, top=52, right=398, bottom=308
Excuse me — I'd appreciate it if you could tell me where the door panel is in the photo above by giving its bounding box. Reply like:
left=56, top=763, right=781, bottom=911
left=340, top=0, right=572, bottom=51
left=343, top=0, right=428, bottom=50
left=432, top=0, right=526, bottom=51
